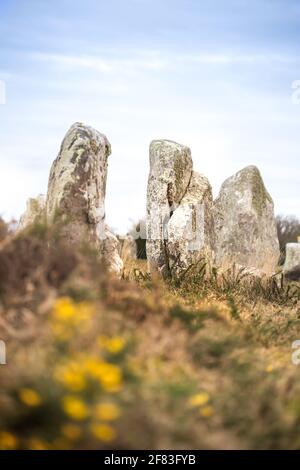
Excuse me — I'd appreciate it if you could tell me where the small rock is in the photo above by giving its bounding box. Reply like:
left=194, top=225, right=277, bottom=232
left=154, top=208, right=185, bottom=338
left=283, top=243, right=300, bottom=280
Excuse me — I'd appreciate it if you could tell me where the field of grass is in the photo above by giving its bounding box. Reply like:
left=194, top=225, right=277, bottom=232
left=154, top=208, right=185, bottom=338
left=1, top=222, right=300, bottom=450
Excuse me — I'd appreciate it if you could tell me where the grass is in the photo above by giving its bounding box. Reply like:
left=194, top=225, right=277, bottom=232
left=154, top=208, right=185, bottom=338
left=1, top=222, right=300, bottom=449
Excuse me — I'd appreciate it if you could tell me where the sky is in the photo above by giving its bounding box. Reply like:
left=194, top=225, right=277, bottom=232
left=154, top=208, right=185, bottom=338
left=0, top=0, right=300, bottom=234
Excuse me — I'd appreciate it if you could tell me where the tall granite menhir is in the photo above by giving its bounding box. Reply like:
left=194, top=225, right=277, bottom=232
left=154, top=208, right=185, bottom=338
left=19, top=122, right=123, bottom=276
left=46, top=122, right=123, bottom=275
left=146, top=140, right=193, bottom=277
left=213, top=165, right=280, bottom=276
left=146, top=139, right=214, bottom=278
left=46, top=122, right=110, bottom=245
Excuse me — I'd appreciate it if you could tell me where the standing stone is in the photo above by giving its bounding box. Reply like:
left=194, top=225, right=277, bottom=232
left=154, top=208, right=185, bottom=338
left=46, top=122, right=123, bottom=275
left=18, top=194, right=46, bottom=230
left=102, top=227, right=124, bottom=277
left=46, top=122, right=110, bottom=245
left=146, top=140, right=193, bottom=277
left=213, top=165, right=279, bottom=276
left=283, top=243, right=300, bottom=280
left=120, top=235, right=137, bottom=261
left=167, top=172, right=215, bottom=278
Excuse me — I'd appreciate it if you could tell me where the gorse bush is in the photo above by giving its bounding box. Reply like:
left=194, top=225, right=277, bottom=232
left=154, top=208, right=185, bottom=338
left=2, top=296, right=132, bottom=450
left=0, top=223, right=218, bottom=449
left=1, top=222, right=300, bottom=449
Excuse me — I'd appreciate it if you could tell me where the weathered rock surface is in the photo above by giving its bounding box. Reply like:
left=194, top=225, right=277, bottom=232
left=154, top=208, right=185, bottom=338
left=213, top=165, right=280, bottom=276
left=101, top=227, right=124, bottom=277
left=46, top=122, right=110, bottom=245
left=120, top=235, right=137, bottom=261
left=18, top=194, right=46, bottom=230
left=46, top=122, right=123, bottom=275
left=283, top=243, right=300, bottom=280
left=146, top=139, right=193, bottom=277
left=167, top=171, right=215, bottom=277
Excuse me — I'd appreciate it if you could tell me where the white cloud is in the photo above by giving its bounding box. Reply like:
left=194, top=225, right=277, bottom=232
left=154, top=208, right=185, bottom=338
left=29, top=50, right=300, bottom=82
left=178, top=53, right=300, bottom=65
left=1, top=46, right=300, bottom=230
left=31, top=52, right=169, bottom=73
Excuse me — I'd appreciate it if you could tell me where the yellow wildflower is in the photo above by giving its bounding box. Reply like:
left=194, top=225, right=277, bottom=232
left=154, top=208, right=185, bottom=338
left=53, top=297, right=76, bottom=321
left=266, top=364, right=274, bottom=373
left=200, top=405, right=214, bottom=418
left=0, top=431, right=18, bottom=450
left=52, top=298, right=94, bottom=339
left=83, top=358, right=122, bottom=392
left=90, top=423, right=116, bottom=443
left=62, top=396, right=89, bottom=421
left=84, top=357, right=107, bottom=378
left=188, top=392, right=210, bottom=408
left=57, top=363, right=86, bottom=392
left=107, top=337, right=125, bottom=354
left=19, top=388, right=42, bottom=407
left=98, top=336, right=125, bottom=354
left=61, top=424, right=82, bottom=441
left=95, top=402, right=121, bottom=421
left=99, top=364, right=122, bottom=393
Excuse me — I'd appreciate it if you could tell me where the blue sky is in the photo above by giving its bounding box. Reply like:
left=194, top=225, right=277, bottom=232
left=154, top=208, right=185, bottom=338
left=0, top=0, right=300, bottom=233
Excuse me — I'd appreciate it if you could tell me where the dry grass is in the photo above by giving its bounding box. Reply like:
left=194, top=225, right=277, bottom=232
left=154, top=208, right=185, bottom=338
left=1, top=222, right=300, bottom=449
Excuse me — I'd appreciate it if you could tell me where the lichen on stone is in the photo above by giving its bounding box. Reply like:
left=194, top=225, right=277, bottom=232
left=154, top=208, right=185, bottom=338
left=44, top=122, right=122, bottom=276
left=213, top=165, right=279, bottom=275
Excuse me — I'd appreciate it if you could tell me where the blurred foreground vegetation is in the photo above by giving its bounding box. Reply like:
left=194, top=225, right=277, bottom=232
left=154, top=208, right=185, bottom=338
left=1, top=220, right=300, bottom=449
